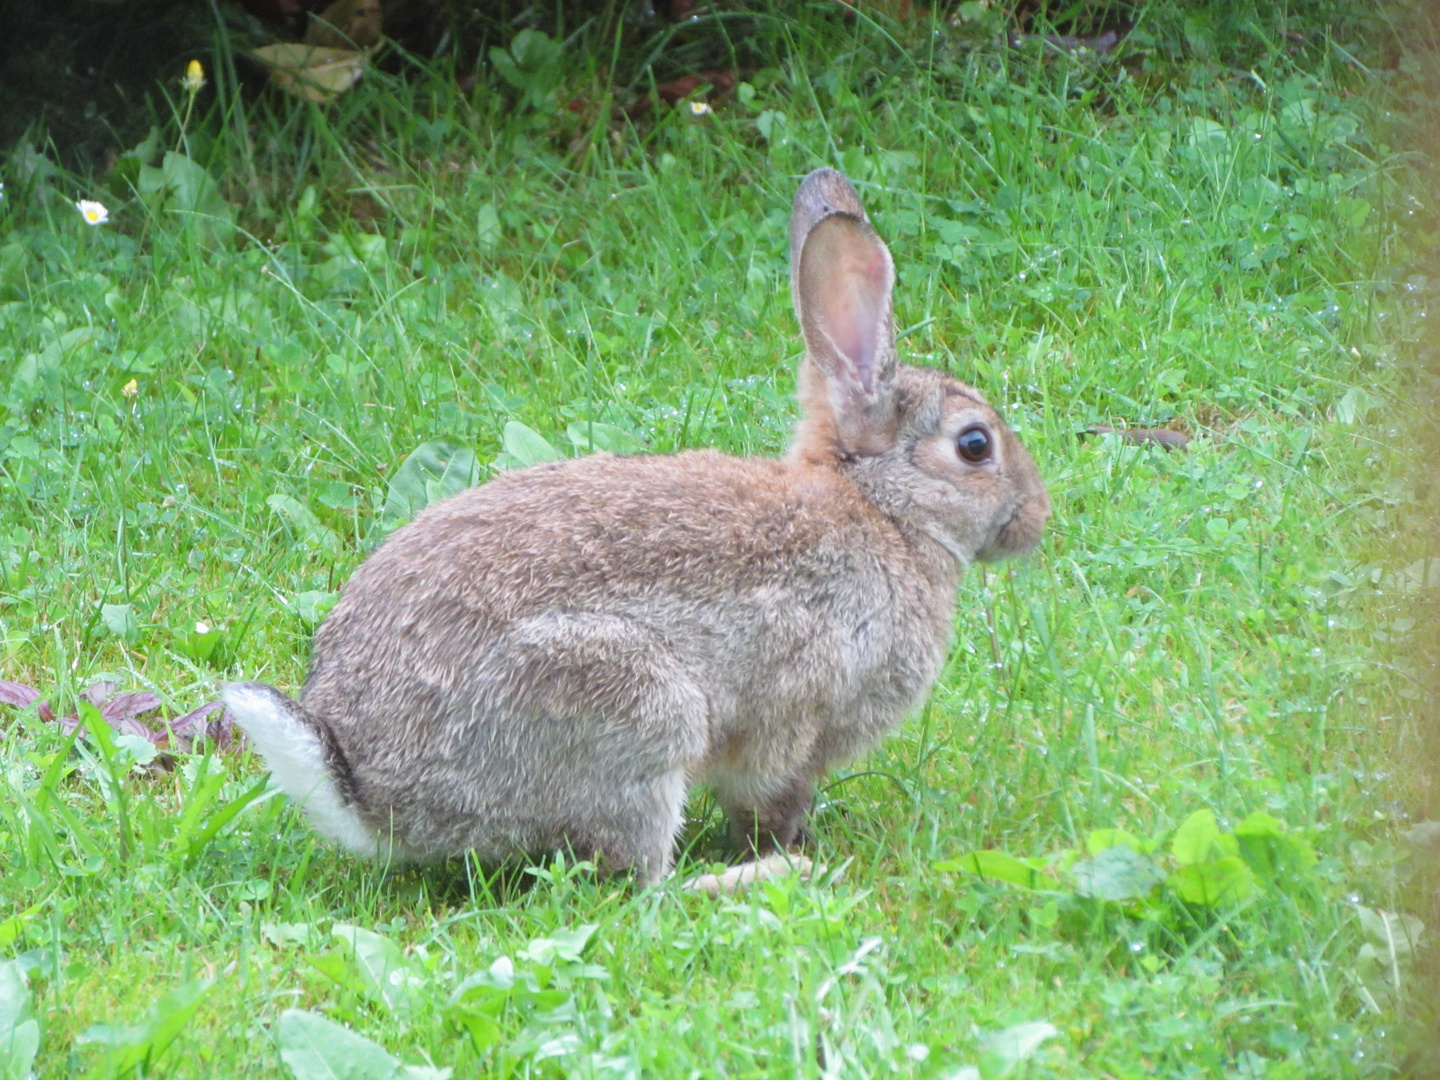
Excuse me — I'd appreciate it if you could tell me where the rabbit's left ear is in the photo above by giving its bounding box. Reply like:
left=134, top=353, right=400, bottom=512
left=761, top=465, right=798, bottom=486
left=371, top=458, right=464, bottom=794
left=794, top=211, right=899, bottom=457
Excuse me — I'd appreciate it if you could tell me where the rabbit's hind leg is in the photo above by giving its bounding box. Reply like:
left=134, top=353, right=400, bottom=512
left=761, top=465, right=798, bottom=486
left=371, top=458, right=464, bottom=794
left=487, top=612, right=708, bottom=885
left=717, top=774, right=815, bottom=858
left=573, top=766, right=689, bottom=886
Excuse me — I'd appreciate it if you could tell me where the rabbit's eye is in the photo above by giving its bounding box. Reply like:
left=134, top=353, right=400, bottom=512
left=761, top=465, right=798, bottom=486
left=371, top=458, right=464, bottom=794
left=956, top=426, right=993, bottom=463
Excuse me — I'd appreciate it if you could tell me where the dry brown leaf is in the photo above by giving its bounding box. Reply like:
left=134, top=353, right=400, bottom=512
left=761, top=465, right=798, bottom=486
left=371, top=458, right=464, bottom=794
left=1087, top=425, right=1192, bottom=450
left=252, top=43, right=370, bottom=104
left=651, top=68, right=737, bottom=106
left=305, top=0, right=383, bottom=50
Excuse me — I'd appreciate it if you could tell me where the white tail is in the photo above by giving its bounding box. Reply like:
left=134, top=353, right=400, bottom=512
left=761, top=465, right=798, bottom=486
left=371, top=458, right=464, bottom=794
left=222, top=683, right=378, bottom=856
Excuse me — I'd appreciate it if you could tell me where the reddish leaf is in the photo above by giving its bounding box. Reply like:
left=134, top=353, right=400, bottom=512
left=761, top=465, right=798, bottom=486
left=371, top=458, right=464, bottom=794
left=19, top=681, right=236, bottom=753
left=172, top=700, right=226, bottom=732
left=170, top=700, right=235, bottom=750
left=83, top=681, right=119, bottom=708
left=0, top=681, right=40, bottom=708
left=101, top=691, right=163, bottom=722
left=114, top=717, right=160, bottom=741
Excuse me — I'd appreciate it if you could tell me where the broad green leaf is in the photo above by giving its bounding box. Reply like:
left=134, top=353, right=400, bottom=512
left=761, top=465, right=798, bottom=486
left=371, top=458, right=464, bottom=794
left=293, top=590, right=339, bottom=627
left=0, top=905, right=42, bottom=950
left=1026, top=900, right=1059, bottom=928
left=444, top=959, right=516, bottom=1052
left=113, top=734, right=159, bottom=768
left=332, top=924, right=425, bottom=1015
left=1072, top=845, right=1165, bottom=901
left=1337, top=196, right=1371, bottom=228
left=171, top=622, right=224, bottom=663
left=1355, top=906, right=1424, bottom=959
left=1232, top=811, right=1284, bottom=838
left=266, top=494, right=341, bottom=553
left=306, top=950, right=369, bottom=997
left=277, top=1009, right=402, bottom=1080
left=501, top=421, right=561, bottom=467
left=100, top=603, right=140, bottom=644
left=380, top=438, right=480, bottom=533
left=0, top=960, right=39, bottom=1080
left=78, top=978, right=213, bottom=1079
left=518, top=924, right=598, bottom=966
left=934, top=851, right=1046, bottom=890
left=977, top=1020, right=1058, bottom=1079
left=1168, top=856, right=1255, bottom=906
left=490, top=29, right=563, bottom=106
left=1234, top=812, right=1316, bottom=877
left=276, top=1010, right=451, bottom=1080
left=566, top=421, right=645, bottom=456
left=1084, top=828, right=1143, bottom=856
left=476, top=204, right=502, bottom=252
left=1170, top=809, right=1223, bottom=867
left=0, top=1020, right=37, bottom=1080
left=1185, top=116, right=1228, bottom=147
left=447, top=1006, right=502, bottom=1054
left=1334, top=387, right=1374, bottom=426
left=138, top=152, right=235, bottom=243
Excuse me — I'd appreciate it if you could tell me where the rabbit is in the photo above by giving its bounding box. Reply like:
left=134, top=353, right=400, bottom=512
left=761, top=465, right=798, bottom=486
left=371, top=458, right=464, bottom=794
left=222, top=167, right=1050, bottom=887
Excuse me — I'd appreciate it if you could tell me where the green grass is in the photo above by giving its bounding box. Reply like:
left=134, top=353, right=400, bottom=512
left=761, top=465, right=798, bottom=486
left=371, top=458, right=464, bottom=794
left=1, top=1, right=1437, bottom=1076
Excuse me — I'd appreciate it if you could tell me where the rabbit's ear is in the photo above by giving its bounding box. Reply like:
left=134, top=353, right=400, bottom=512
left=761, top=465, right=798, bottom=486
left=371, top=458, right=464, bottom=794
left=794, top=211, right=899, bottom=458
left=790, top=168, right=870, bottom=310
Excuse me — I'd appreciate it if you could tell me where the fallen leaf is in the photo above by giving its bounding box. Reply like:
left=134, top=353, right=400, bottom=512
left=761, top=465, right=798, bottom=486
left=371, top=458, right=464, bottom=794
left=253, top=43, right=370, bottom=104
left=1010, top=23, right=1132, bottom=56
left=1087, top=425, right=1191, bottom=450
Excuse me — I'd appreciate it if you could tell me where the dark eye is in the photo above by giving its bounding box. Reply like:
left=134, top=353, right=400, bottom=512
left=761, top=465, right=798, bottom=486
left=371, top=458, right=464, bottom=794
left=956, top=425, right=993, bottom=463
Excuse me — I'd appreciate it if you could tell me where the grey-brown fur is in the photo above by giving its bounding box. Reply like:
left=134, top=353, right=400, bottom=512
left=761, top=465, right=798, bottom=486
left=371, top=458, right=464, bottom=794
left=224, top=168, right=1050, bottom=884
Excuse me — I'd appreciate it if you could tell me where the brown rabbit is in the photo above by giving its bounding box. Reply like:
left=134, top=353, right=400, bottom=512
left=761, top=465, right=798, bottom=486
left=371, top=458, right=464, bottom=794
left=223, top=168, right=1050, bottom=885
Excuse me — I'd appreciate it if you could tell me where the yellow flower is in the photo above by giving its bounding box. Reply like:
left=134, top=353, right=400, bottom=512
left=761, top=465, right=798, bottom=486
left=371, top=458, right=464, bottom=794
left=185, top=59, right=206, bottom=94
left=76, top=200, right=109, bottom=226
left=121, top=379, right=139, bottom=398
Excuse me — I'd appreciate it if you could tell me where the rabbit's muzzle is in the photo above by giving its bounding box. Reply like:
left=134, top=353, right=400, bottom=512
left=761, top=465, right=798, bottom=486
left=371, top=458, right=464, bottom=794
left=979, top=487, right=1051, bottom=562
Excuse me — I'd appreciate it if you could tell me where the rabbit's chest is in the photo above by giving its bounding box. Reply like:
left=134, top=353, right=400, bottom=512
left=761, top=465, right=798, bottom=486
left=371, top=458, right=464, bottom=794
left=697, top=587, right=949, bottom=768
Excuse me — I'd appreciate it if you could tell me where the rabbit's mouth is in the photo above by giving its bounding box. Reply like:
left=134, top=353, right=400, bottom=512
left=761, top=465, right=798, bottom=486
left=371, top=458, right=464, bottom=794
left=981, top=495, right=1050, bottom=561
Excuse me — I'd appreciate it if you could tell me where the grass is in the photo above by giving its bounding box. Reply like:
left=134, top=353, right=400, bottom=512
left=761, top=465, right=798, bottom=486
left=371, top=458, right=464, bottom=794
left=1, top=0, right=1437, bottom=1076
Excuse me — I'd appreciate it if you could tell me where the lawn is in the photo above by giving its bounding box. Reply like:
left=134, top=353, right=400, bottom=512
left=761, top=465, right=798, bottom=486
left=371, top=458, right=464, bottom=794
left=1, top=1, right=1437, bottom=1077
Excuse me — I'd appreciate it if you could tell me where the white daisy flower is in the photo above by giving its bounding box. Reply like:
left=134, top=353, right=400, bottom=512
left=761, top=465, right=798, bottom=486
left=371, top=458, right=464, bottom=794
left=76, top=200, right=109, bottom=226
